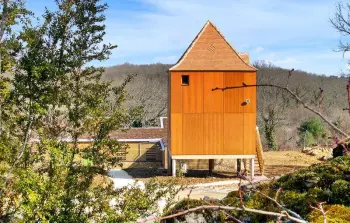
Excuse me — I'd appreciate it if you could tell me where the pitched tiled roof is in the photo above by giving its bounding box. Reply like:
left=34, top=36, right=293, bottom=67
left=170, top=20, right=256, bottom=71
left=30, top=118, right=169, bottom=147
left=80, top=117, right=169, bottom=146
left=109, top=127, right=167, bottom=146
left=109, top=117, right=168, bottom=146
left=238, top=53, right=250, bottom=64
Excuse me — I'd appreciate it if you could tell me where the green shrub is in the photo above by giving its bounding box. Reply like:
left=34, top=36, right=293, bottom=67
left=278, top=190, right=307, bottom=214
left=331, top=180, right=350, bottom=205
left=307, top=205, right=350, bottom=223
left=170, top=156, right=350, bottom=222
left=298, top=118, right=327, bottom=147
left=275, top=170, right=319, bottom=191
left=228, top=156, right=350, bottom=220
left=306, top=187, right=331, bottom=206
left=264, top=124, right=278, bottom=151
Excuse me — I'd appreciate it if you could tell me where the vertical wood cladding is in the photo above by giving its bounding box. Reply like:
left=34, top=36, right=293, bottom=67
left=170, top=71, right=256, bottom=155
left=170, top=113, right=182, bottom=155
left=182, top=114, right=203, bottom=154
left=183, top=72, right=203, bottom=113
left=203, top=72, right=223, bottom=113
left=244, top=113, right=256, bottom=154
left=170, top=72, right=182, bottom=113
left=203, top=113, right=223, bottom=154
left=223, top=113, right=244, bottom=154
left=224, top=72, right=244, bottom=113
left=243, top=72, right=256, bottom=113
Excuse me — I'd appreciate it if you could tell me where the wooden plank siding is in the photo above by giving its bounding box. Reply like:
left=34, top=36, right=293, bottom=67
left=203, top=72, right=223, bottom=113
left=223, top=113, right=244, bottom=154
left=182, top=114, right=203, bottom=154
left=169, top=71, right=256, bottom=156
left=224, top=72, right=244, bottom=113
left=243, top=72, right=257, bottom=113
left=170, top=113, right=182, bottom=155
left=183, top=72, right=203, bottom=113
left=243, top=72, right=257, bottom=154
left=170, top=72, right=183, bottom=113
left=203, top=113, right=223, bottom=154
left=244, top=113, right=256, bottom=154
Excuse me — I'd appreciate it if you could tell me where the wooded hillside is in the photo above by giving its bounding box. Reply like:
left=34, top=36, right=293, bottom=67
left=103, top=62, right=350, bottom=149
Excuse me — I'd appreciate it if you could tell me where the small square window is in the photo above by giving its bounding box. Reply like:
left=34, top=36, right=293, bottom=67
left=181, top=75, right=189, bottom=85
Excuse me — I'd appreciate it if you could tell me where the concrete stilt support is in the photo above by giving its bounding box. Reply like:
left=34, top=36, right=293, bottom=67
left=208, top=159, right=214, bottom=175
left=233, top=159, right=237, bottom=172
left=167, top=152, right=172, bottom=175
left=172, top=159, right=176, bottom=177
left=250, top=158, right=255, bottom=180
left=237, top=159, right=242, bottom=175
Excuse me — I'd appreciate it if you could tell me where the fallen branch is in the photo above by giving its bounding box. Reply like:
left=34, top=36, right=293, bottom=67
left=238, top=174, right=305, bottom=221
left=221, top=210, right=243, bottom=223
left=138, top=205, right=308, bottom=223
left=310, top=202, right=328, bottom=223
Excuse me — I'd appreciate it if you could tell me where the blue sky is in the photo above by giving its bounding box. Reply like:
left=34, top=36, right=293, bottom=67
left=28, top=0, right=350, bottom=76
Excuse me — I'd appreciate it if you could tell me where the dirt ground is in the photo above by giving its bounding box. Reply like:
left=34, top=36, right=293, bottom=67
left=124, top=151, right=321, bottom=185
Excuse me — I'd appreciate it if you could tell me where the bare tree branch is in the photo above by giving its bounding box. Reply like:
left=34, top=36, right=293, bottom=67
left=310, top=202, right=328, bottom=223
left=138, top=205, right=308, bottom=223
left=3, top=118, right=33, bottom=190
left=221, top=210, right=243, bottom=223
left=238, top=174, right=305, bottom=221
left=212, top=79, right=349, bottom=138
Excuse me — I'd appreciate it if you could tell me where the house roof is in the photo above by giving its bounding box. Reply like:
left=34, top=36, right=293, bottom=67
left=169, top=20, right=256, bottom=71
left=238, top=53, right=250, bottom=64
left=83, top=117, right=168, bottom=146
left=108, top=127, right=167, bottom=146
left=29, top=117, right=169, bottom=148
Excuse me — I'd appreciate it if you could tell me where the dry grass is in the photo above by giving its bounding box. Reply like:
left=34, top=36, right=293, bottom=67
left=263, top=151, right=320, bottom=177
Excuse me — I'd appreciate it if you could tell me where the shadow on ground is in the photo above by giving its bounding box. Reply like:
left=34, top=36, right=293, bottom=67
left=124, top=167, right=239, bottom=179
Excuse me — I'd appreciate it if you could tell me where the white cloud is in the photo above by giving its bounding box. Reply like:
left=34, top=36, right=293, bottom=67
left=102, top=0, right=345, bottom=74
left=255, top=47, right=265, bottom=53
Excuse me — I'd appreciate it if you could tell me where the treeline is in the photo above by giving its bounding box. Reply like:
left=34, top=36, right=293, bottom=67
left=103, top=62, right=350, bottom=149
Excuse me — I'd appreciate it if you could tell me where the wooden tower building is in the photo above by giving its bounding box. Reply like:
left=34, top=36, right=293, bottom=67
left=168, top=20, right=257, bottom=178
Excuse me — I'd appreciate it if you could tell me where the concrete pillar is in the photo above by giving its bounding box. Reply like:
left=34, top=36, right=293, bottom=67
left=167, top=152, right=172, bottom=175
left=250, top=158, right=255, bottom=180
left=243, top=159, right=248, bottom=171
left=162, top=148, right=168, bottom=169
left=237, top=159, right=242, bottom=175
left=208, top=159, right=214, bottom=175
left=233, top=159, right=237, bottom=172
left=172, top=159, right=176, bottom=177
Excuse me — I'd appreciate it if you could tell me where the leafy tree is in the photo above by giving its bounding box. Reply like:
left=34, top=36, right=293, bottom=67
left=0, top=0, right=180, bottom=222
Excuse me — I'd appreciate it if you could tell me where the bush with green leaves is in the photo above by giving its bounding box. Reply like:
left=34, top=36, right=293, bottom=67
left=307, top=205, right=350, bottom=223
left=243, top=156, right=350, bottom=221
left=298, top=117, right=327, bottom=147
left=166, top=156, right=350, bottom=222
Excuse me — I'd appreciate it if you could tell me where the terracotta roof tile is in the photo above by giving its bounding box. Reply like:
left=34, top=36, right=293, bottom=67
left=109, top=127, right=167, bottom=145
left=81, top=118, right=169, bottom=146
left=238, top=53, right=250, bottom=64
left=170, top=20, right=256, bottom=71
